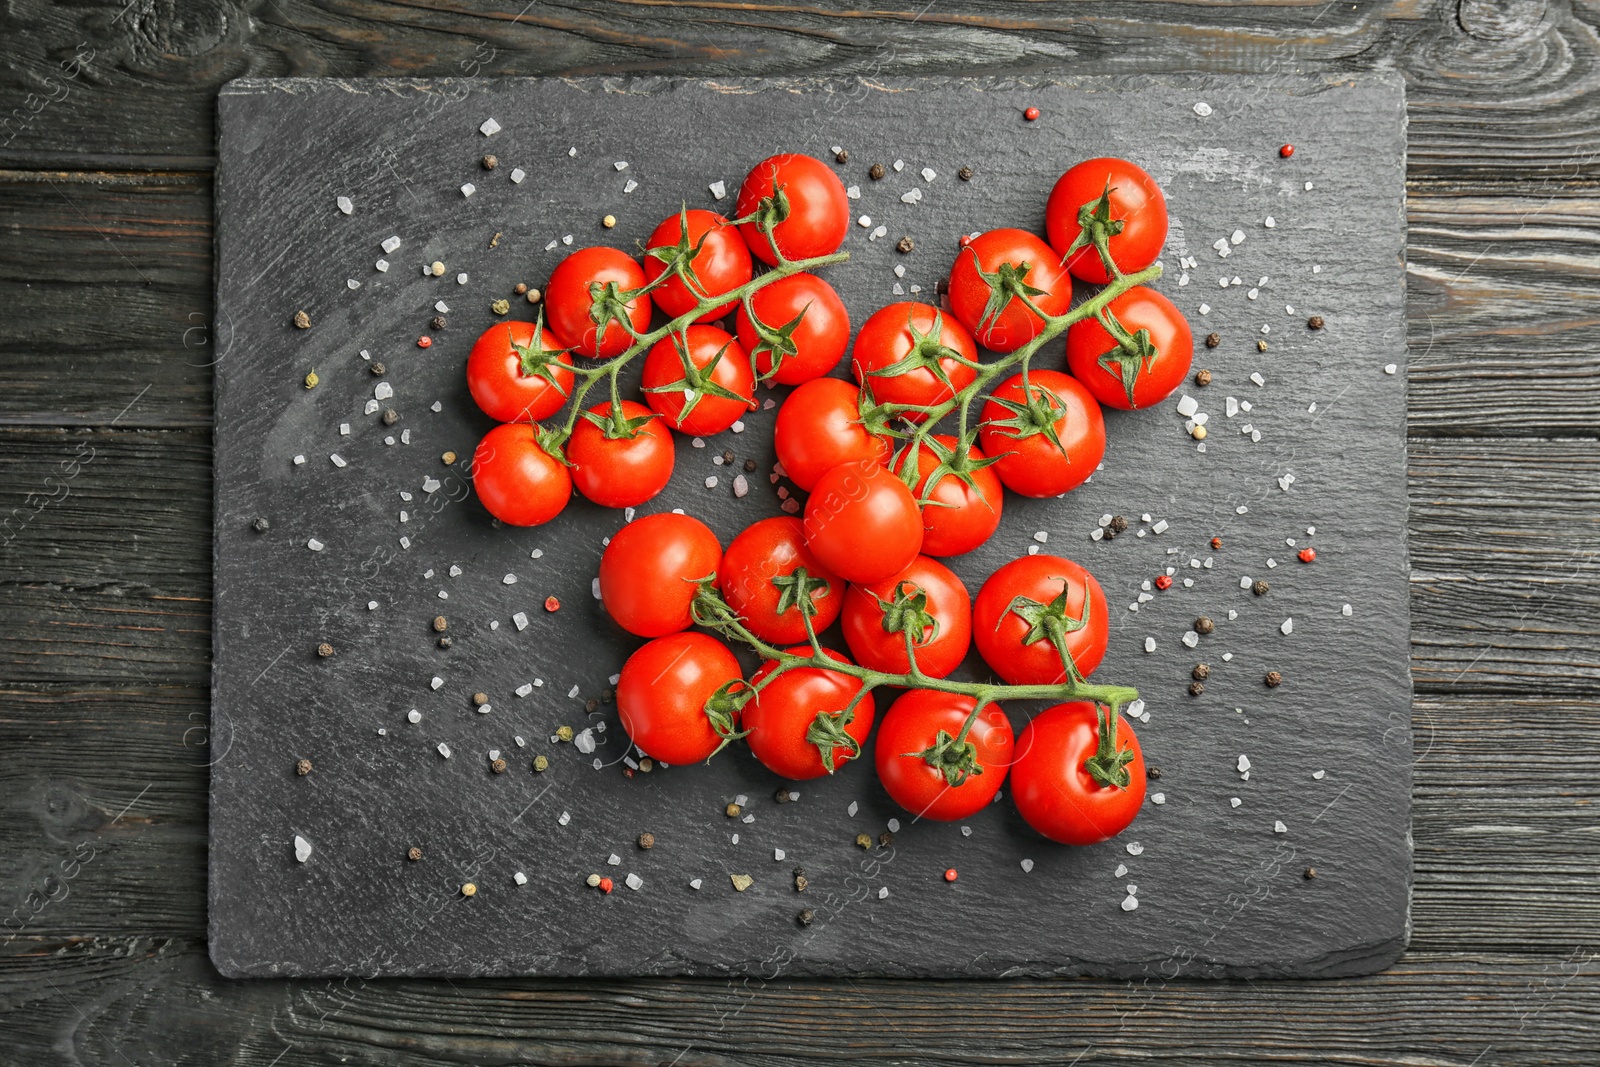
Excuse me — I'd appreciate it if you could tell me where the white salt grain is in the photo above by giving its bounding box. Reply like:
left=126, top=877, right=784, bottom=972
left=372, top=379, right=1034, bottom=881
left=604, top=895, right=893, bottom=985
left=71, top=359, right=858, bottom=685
left=1342, top=604, right=1353, bottom=617
left=709, top=180, right=726, bottom=199
left=381, top=235, right=401, bottom=254
left=1281, top=618, right=1294, bottom=635
left=1021, top=858, right=1034, bottom=873
left=1144, top=637, right=1156, bottom=653
left=460, top=183, right=476, bottom=198
left=1121, top=895, right=1139, bottom=912
left=306, top=538, right=324, bottom=551
left=1274, top=821, right=1288, bottom=833
left=513, top=612, right=529, bottom=631
left=1193, top=101, right=1213, bottom=116
left=1125, top=842, right=1144, bottom=856
left=437, top=742, right=452, bottom=759
left=294, top=836, right=312, bottom=863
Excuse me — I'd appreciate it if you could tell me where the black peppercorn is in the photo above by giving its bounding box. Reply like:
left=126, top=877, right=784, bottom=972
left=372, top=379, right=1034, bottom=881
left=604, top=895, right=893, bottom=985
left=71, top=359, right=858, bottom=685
left=1147, top=767, right=1161, bottom=780
left=1189, top=681, right=1205, bottom=697
left=835, top=149, right=849, bottom=164
left=513, top=282, right=528, bottom=296
left=370, top=362, right=386, bottom=376
left=869, top=163, right=885, bottom=180
left=1195, top=369, right=1213, bottom=386
left=743, top=459, right=757, bottom=472
left=722, top=449, right=735, bottom=464
left=316, top=642, right=334, bottom=658
left=896, top=236, right=914, bottom=253
left=431, top=315, right=447, bottom=331
left=382, top=408, right=399, bottom=426
left=1195, top=616, right=1215, bottom=635
left=878, top=831, right=893, bottom=848
left=775, top=787, right=794, bottom=803
left=1192, top=663, right=1211, bottom=681
left=293, top=310, right=311, bottom=329
left=1110, top=515, right=1129, bottom=533
left=793, top=867, right=808, bottom=892
left=295, top=758, right=312, bottom=776
left=1205, top=332, right=1220, bottom=348
left=433, top=616, right=448, bottom=632
left=482, top=154, right=498, bottom=170
left=958, top=165, right=973, bottom=181
left=1265, top=670, right=1283, bottom=688
left=252, top=517, right=270, bottom=532
left=638, top=832, right=655, bottom=849
left=1307, top=315, right=1325, bottom=330
left=437, top=636, right=452, bottom=649
left=798, top=908, right=815, bottom=926
left=491, top=758, right=507, bottom=774
left=1304, top=866, right=1317, bottom=879
left=407, top=846, right=423, bottom=862
left=1253, top=579, right=1270, bottom=596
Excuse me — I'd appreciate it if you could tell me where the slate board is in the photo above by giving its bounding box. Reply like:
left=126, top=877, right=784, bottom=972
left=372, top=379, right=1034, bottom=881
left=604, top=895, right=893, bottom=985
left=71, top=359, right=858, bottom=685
left=210, top=74, right=1411, bottom=980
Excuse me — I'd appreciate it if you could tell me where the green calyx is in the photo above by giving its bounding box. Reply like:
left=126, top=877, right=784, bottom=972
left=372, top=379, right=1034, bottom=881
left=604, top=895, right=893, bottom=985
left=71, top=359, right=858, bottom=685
left=511, top=311, right=574, bottom=390
left=805, top=705, right=861, bottom=774
left=1095, top=320, right=1159, bottom=408
left=579, top=403, right=659, bottom=442
left=909, top=728, right=984, bottom=788
left=967, top=248, right=1048, bottom=337
left=771, top=565, right=831, bottom=621
left=976, top=380, right=1072, bottom=462
left=875, top=582, right=940, bottom=645
left=1005, top=580, right=1094, bottom=683
left=641, top=330, right=752, bottom=423
left=701, top=679, right=753, bottom=760
left=1062, top=182, right=1127, bottom=279
left=1084, top=703, right=1135, bottom=789
left=900, top=432, right=999, bottom=504
left=585, top=279, right=641, bottom=349
left=644, top=205, right=716, bottom=301
left=741, top=293, right=811, bottom=383
left=865, top=309, right=972, bottom=394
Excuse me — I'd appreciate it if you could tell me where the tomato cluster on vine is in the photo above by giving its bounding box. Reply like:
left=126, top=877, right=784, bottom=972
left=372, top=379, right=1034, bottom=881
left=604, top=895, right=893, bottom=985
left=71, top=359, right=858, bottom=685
left=463, top=152, right=1188, bottom=846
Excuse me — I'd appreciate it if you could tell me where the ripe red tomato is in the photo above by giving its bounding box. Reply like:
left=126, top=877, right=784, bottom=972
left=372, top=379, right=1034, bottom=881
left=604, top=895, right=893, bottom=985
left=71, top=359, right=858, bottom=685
left=465, top=318, right=575, bottom=423
left=735, top=153, right=849, bottom=266
left=851, top=302, right=979, bottom=418
left=1011, top=702, right=1146, bottom=844
left=567, top=400, right=674, bottom=509
left=977, top=369, right=1105, bottom=498
left=470, top=423, right=571, bottom=527
left=718, top=517, right=845, bottom=644
left=894, top=435, right=1003, bottom=556
left=640, top=325, right=755, bottom=436
left=543, top=246, right=652, bottom=358
left=947, top=228, right=1072, bottom=353
left=642, top=208, right=753, bottom=323
left=972, top=554, right=1108, bottom=685
left=803, top=459, right=923, bottom=586
left=735, top=272, right=850, bottom=385
left=1045, top=157, right=1168, bottom=285
left=747, top=647, right=875, bottom=779
left=841, top=555, right=971, bottom=679
left=597, top=512, right=722, bottom=638
left=774, top=378, right=890, bottom=492
left=618, top=632, right=745, bottom=765
left=874, top=691, right=1014, bottom=821
left=1066, top=286, right=1192, bottom=410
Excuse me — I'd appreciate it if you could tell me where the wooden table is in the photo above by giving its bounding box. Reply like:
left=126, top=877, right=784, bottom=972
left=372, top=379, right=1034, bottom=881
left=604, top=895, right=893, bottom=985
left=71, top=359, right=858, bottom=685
left=2, top=3, right=1595, bottom=1062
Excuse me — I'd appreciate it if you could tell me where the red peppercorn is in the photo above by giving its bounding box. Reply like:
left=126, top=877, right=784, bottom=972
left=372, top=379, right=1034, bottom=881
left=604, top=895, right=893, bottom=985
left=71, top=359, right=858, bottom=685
left=1210, top=536, right=1223, bottom=550
left=544, top=595, right=561, bottom=612
left=1280, top=144, right=1295, bottom=158
left=944, top=868, right=958, bottom=883
left=599, top=877, right=613, bottom=894
left=1154, top=574, right=1173, bottom=591
left=417, top=336, right=432, bottom=348
left=1024, top=106, right=1041, bottom=121
left=1298, top=547, right=1317, bottom=563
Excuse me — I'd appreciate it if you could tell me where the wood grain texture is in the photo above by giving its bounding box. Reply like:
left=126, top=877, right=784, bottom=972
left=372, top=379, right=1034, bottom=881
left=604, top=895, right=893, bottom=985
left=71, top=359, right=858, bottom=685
left=0, top=0, right=1596, bottom=1058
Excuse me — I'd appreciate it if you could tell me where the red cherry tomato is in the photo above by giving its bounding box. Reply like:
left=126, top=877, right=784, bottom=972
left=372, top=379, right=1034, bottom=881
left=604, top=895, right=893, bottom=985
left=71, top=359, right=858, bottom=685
left=841, top=555, right=971, bottom=679
left=642, top=209, right=753, bottom=323
left=597, top=512, right=722, bottom=638
left=947, top=228, right=1072, bottom=353
left=747, top=647, right=875, bottom=779
left=977, top=369, right=1105, bottom=498
left=470, top=423, right=571, bottom=527
left=718, top=516, right=845, bottom=645
left=972, top=554, right=1108, bottom=685
left=640, top=325, right=755, bottom=436
left=1011, top=702, right=1146, bottom=844
left=851, top=302, right=979, bottom=418
left=874, top=691, right=1014, bottom=821
left=893, top=434, right=1004, bottom=556
left=1045, top=158, right=1168, bottom=285
left=736, top=272, right=851, bottom=385
left=774, top=378, right=890, bottom=492
left=465, top=318, right=575, bottom=423
left=543, top=246, right=652, bottom=358
left=803, top=459, right=923, bottom=586
left=567, top=400, right=674, bottom=509
left=618, top=633, right=744, bottom=765
left=735, top=153, right=850, bottom=266
left=1066, top=286, right=1193, bottom=411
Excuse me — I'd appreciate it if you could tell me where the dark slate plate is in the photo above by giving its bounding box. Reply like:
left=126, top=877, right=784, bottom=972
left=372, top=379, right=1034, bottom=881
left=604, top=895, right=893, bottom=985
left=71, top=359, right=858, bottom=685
left=211, top=74, right=1410, bottom=979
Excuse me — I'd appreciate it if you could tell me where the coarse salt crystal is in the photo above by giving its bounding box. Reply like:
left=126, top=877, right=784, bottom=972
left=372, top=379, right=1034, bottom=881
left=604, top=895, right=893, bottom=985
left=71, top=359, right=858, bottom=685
left=705, top=476, right=719, bottom=489
left=1126, top=842, right=1144, bottom=856
left=1176, top=394, right=1199, bottom=417
left=511, top=168, right=526, bottom=184
left=437, top=742, right=452, bottom=758
left=1199, top=303, right=1211, bottom=315
left=1264, top=215, right=1275, bottom=228
left=374, top=382, right=394, bottom=400
left=1385, top=363, right=1398, bottom=375
left=1250, top=372, right=1266, bottom=387
left=858, top=215, right=873, bottom=228
left=513, top=612, right=529, bottom=631
left=709, top=180, right=726, bottom=199
left=1121, top=895, right=1139, bottom=912
left=306, top=538, right=323, bottom=551
left=1193, top=101, right=1212, bottom=116
left=921, top=167, right=937, bottom=182
left=1274, top=821, right=1288, bottom=833
left=294, top=836, right=312, bottom=863
left=329, top=453, right=346, bottom=468
left=460, top=183, right=476, bottom=198
left=1152, top=519, right=1169, bottom=534
left=846, top=185, right=860, bottom=199
left=557, top=811, right=570, bottom=826
left=1231, top=797, right=1242, bottom=808
left=381, top=236, right=401, bottom=253
left=1182, top=631, right=1200, bottom=648
left=1281, top=618, right=1294, bottom=635
left=1021, top=859, right=1034, bottom=873
left=1143, top=637, right=1156, bottom=653
left=847, top=801, right=859, bottom=817
left=1152, top=793, right=1166, bottom=805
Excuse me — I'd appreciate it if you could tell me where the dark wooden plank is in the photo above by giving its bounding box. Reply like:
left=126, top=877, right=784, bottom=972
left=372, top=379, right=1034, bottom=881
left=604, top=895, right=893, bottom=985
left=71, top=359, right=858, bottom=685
left=1, top=935, right=1596, bottom=1066
left=2, top=171, right=1596, bottom=434
left=4, top=428, right=1595, bottom=693
left=0, top=169, right=211, bottom=428
left=3, top=0, right=1600, bottom=185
